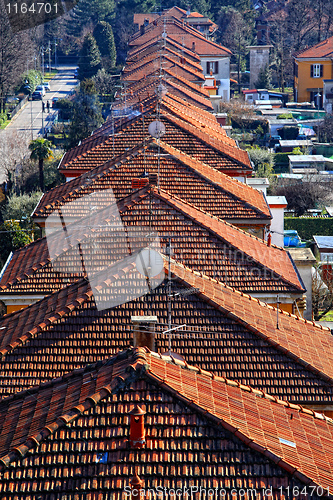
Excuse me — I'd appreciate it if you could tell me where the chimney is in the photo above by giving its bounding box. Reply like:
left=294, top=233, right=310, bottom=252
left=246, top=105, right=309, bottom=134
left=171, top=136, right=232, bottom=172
left=129, top=405, right=146, bottom=448
left=131, top=473, right=144, bottom=499
left=267, top=233, right=272, bottom=246
left=131, top=178, right=149, bottom=190
left=192, top=42, right=195, bottom=52
left=131, top=315, right=157, bottom=351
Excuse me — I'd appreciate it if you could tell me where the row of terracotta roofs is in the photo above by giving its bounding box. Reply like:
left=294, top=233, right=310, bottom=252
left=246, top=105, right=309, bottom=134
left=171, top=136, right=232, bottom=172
left=0, top=261, right=333, bottom=494
left=0, top=13, right=330, bottom=495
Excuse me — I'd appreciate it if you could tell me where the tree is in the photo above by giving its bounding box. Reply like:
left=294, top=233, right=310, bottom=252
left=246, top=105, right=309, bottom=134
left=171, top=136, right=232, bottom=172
left=93, top=68, right=117, bottom=99
left=0, top=220, right=34, bottom=269
left=216, top=7, right=254, bottom=92
left=219, top=99, right=259, bottom=131
left=1, top=191, right=43, bottom=221
left=312, top=263, right=333, bottom=321
left=0, top=11, right=33, bottom=112
left=67, top=0, right=115, bottom=37
left=93, top=21, right=116, bottom=69
left=65, top=79, right=103, bottom=149
left=0, top=130, right=31, bottom=194
left=318, top=115, right=333, bottom=143
left=78, top=34, right=102, bottom=81
left=274, top=178, right=333, bottom=216
left=247, top=146, right=274, bottom=176
left=255, top=64, right=271, bottom=89
left=29, top=139, right=54, bottom=192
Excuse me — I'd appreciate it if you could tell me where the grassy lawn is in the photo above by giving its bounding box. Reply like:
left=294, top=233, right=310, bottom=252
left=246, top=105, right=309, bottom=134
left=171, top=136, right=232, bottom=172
left=319, top=310, right=333, bottom=321
left=0, top=119, right=10, bottom=130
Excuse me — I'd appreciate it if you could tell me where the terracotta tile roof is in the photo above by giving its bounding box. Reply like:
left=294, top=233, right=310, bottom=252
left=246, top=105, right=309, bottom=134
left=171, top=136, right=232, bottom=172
left=114, top=78, right=213, bottom=111
left=59, top=105, right=251, bottom=177
left=0, top=278, right=92, bottom=360
left=0, top=186, right=302, bottom=296
left=127, top=35, right=202, bottom=64
left=0, top=258, right=330, bottom=402
left=129, top=18, right=232, bottom=57
left=161, top=107, right=251, bottom=166
left=295, top=36, right=333, bottom=59
left=134, top=6, right=218, bottom=31
left=126, top=70, right=211, bottom=99
left=122, top=54, right=205, bottom=83
left=36, top=141, right=270, bottom=222
left=124, top=47, right=204, bottom=75
left=1, top=347, right=333, bottom=494
left=157, top=141, right=267, bottom=215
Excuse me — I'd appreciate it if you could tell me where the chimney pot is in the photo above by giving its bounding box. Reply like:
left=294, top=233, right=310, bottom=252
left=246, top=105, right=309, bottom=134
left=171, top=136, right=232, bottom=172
left=129, top=405, right=146, bottom=448
left=267, top=233, right=272, bottom=246
left=131, top=473, right=144, bottom=499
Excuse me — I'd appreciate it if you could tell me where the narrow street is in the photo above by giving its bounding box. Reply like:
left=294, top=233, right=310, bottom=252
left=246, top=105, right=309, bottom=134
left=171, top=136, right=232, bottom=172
left=5, top=66, right=77, bottom=138
left=0, top=66, right=78, bottom=183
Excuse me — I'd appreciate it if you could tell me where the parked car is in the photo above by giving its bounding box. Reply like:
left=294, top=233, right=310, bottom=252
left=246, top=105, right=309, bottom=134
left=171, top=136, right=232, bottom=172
left=36, top=85, right=45, bottom=96
left=42, top=81, right=50, bottom=91
left=31, top=91, right=43, bottom=100
left=52, top=97, right=59, bottom=108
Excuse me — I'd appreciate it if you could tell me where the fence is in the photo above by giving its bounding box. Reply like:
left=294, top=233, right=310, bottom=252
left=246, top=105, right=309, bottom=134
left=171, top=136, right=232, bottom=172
left=9, top=96, right=28, bottom=119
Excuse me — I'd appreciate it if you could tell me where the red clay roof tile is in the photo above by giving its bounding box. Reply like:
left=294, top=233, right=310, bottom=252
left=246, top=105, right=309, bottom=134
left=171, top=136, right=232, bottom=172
left=36, top=141, right=269, bottom=222
left=0, top=186, right=302, bottom=295
left=0, top=348, right=333, bottom=493
left=295, top=36, right=333, bottom=59
left=0, top=258, right=330, bottom=403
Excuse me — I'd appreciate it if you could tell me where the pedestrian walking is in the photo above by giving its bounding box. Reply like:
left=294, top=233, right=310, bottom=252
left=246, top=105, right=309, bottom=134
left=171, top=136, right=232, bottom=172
left=46, top=100, right=50, bottom=113
left=42, top=101, right=45, bottom=112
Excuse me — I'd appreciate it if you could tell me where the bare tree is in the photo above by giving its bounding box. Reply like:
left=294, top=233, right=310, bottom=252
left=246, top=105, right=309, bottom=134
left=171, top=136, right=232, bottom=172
left=274, top=177, right=333, bottom=216
left=312, top=263, right=333, bottom=321
left=0, top=10, right=33, bottom=111
left=0, top=129, right=31, bottom=190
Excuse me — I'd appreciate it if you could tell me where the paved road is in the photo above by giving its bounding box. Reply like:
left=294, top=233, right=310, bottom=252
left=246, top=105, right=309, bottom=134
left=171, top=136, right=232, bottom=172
left=5, top=66, right=78, bottom=138
left=0, top=66, right=77, bottom=183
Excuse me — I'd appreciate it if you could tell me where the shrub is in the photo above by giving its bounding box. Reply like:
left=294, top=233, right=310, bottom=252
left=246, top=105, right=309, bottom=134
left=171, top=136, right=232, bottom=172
left=1, top=191, right=43, bottom=221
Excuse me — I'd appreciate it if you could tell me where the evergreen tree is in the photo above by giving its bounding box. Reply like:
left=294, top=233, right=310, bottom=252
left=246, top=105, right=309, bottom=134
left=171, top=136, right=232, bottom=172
left=78, top=34, right=102, bottom=80
left=255, top=64, right=271, bottom=89
left=66, top=79, right=103, bottom=150
left=93, top=21, right=116, bottom=69
left=67, top=0, right=115, bottom=37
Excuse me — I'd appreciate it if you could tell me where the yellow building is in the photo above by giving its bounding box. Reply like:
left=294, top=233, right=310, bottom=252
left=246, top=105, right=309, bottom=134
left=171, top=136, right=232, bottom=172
left=294, top=36, right=333, bottom=106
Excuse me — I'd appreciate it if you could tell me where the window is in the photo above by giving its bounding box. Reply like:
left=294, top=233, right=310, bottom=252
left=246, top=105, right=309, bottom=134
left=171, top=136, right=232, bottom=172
left=206, top=61, right=219, bottom=75
left=311, top=64, right=323, bottom=78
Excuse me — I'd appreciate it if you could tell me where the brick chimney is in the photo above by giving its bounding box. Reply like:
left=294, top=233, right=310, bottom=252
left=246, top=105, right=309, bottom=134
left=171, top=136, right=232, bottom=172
left=131, top=315, right=157, bottom=351
left=129, top=405, right=146, bottom=448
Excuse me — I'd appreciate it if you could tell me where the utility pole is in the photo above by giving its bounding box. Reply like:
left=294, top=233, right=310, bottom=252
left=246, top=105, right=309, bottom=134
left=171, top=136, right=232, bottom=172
left=54, top=39, right=57, bottom=69
left=48, top=41, right=51, bottom=71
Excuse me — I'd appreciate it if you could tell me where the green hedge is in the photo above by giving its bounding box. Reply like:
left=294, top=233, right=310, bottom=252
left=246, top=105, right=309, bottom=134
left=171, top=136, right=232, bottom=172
left=285, top=217, right=333, bottom=240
